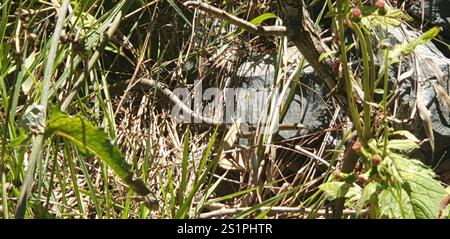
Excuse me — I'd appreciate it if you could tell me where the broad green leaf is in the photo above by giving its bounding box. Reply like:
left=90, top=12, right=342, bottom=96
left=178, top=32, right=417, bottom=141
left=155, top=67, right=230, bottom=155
left=32, top=202, right=55, bottom=219
left=363, top=9, right=412, bottom=29
left=344, top=184, right=362, bottom=209
left=9, top=128, right=30, bottom=147
left=367, top=139, right=379, bottom=152
left=319, top=182, right=351, bottom=201
left=391, top=130, right=420, bottom=143
left=401, top=27, right=441, bottom=55
left=378, top=187, right=414, bottom=219
left=390, top=153, right=447, bottom=218
left=386, top=139, right=419, bottom=151
left=45, top=106, right=151, bottom=197
left=442, top=204, right=450, bottom=219
left=356, top=182, right=378, bottom=215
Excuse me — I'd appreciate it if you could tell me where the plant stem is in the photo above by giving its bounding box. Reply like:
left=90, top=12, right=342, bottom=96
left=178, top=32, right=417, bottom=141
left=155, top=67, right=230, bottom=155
left=382, top=49, right=390, bottom=158
left=61, top=11, right=122, bottom=111
left=15, top=0, right=71, bottom=219
left=336, top=0, right=363, bottom=140
left=353, top=24, right=372, bottom=141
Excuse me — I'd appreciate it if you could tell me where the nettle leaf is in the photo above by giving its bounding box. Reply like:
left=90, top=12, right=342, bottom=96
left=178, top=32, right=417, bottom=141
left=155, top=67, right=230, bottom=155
left=386, top=139, right=419, bottom=151
left=442, top=205, right=450, bottom=219
left=378, top=187, right=415, bottom=218
left=45, top=106, right=151, bottom=196
left=319, top=182, right=359, bottom=201
left=391, top=130, right=420, bottom=143
left=344, top=184, right=362, bottom=209
left=389, top=152, right=447, bottom=218
left=362, top=9, right=412, bottom=28
left=356, top=182, right=379, bottom=214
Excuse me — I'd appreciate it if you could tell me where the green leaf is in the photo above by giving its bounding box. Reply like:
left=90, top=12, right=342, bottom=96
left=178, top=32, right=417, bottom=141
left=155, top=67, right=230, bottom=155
left=239, top=13, right=278, bottom=35
left=356, top=182, right=378, bottom=215
left=344, top=184, right=362, bottom=209
left=166, top=0, right=192, bottom=27
left=391, top=130, right=420, bottom=143
left=319, top=50, right=337, bottom=62
left=389, top=153, right=447, bottom=218
left=378, top=187, right=415, bottom=218
left=319, top=182, right=351, bottom=201
left=362, top=9, right=412, bottom=29
left=386, top=139, right=419, bottom=151
left=179, top=128, right=190, bottom=205
left=401, top=27, right=441, bottom=55
left=249, top=12, right=278, bottom=25
left=373, top=88, right=384, bottom=94
left=45, top=106, right=151, bottom=197
left=176, top=126, right=220, bottom=218
left=9, top=128, right=30, bottom=147
left=442, top=204, right=450, bottom=219
left=32, top=202, right=55, bottom=219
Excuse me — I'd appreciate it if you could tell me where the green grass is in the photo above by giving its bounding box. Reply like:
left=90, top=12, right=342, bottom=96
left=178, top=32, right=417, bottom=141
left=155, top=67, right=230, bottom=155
left=0, top=0, right=448, bottom=219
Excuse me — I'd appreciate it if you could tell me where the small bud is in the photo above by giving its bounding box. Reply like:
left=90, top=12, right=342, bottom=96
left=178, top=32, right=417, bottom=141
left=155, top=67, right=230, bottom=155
left=357, top=174, right=368, bottom=184
left=334, top=170, right=342, bottom=180
left=352, top=139, right=362, bottom=153
left=372, top=155, right=382, bottom=166
left=351, top=7, right=362, bottom=22
left=376, top=0, right=387, bottom=16
left=351, top=7, right=362, bottom=17
left=375, top=0, right=385, bottom=9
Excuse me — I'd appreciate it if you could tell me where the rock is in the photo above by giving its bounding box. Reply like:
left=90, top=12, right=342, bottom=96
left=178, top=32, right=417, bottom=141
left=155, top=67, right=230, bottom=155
left=235, top=47, right=332, bottom=139
left=387, top=27, right=450, bottom=163
left=233, top=24, right=450, bottom=168
left=407, top=0, right=450, bottom=42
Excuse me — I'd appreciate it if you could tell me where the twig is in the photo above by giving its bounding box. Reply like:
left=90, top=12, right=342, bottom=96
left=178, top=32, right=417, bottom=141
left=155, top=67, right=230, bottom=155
left=131, top=78, right=306, bottom=129
left=199, top=206, right=368, bottom=219
left=183, top=1, right=287, bottom=36
left=294, top=145, right=332, bottom=167
left=137, top=78, right=223, bottom=125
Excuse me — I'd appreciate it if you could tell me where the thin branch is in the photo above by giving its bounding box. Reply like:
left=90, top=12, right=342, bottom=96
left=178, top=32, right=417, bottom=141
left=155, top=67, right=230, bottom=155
left=127, top=77, right=306, bottom=129
left=199, top=206, right=368, bottom=219
left=138, top=78, right=223, bottom=125
left=184, top=1, right=287, bottom=36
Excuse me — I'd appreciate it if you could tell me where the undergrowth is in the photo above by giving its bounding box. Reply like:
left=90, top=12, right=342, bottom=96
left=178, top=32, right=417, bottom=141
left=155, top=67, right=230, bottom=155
left=0, top=0, right=449, bottom=219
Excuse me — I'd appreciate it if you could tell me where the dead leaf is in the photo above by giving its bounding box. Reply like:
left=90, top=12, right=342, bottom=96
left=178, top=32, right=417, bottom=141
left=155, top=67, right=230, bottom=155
left=218, top=118, right=246, bottom=171
left=417, top=85, right=435, bottom=155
